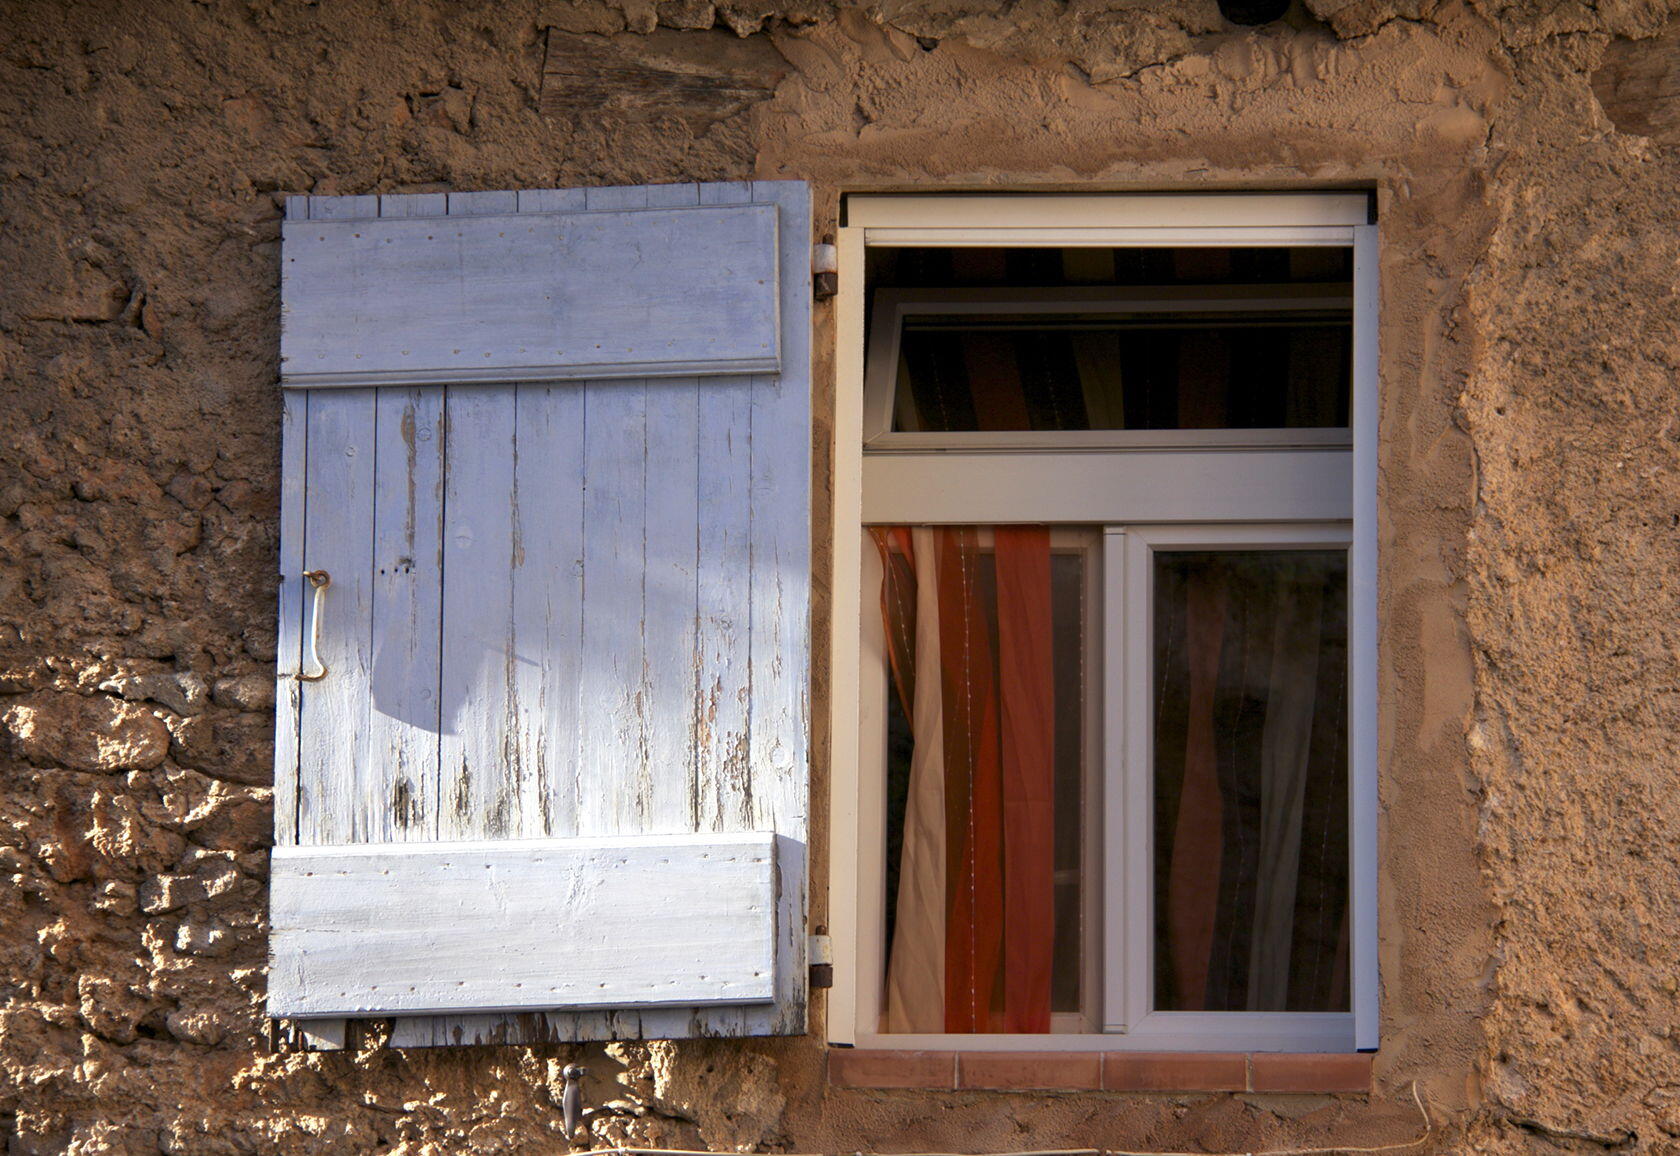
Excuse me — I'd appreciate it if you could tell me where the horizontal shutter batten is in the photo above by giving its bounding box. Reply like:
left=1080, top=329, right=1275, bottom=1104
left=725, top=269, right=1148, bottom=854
left=280, top=204, right=781, bottom=388
left=270, top=833, right=780, bottom=1018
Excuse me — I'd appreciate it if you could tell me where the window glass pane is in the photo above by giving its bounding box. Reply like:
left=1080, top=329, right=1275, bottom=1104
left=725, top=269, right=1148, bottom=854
left=870, top=246, right=1353, bottom=436
left=875, top=528, right=1091, bottom=1032
left=1151, top=549, right=1349, bottom=1013
left=893, top=311, right=1350, bottom=433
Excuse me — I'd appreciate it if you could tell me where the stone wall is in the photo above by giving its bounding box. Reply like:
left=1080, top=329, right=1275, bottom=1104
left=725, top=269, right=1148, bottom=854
left=3, top=0, right=1680, bottom=1151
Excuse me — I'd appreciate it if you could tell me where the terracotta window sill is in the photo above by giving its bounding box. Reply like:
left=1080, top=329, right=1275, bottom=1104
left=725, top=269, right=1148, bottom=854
left=826, top=1049, right=1372, bottom=1094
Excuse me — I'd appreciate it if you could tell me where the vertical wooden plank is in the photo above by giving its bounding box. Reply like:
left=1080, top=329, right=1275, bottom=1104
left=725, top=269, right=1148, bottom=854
left=367, top=387, right=444, bottom=842
left=583, top=185, right=651, bottom=211
left=641, top=375, right=701, bottom=833
left=699, top=182, right=754, bottom=206
left=273, top=391, right=308, bottom=849
left=310, top=195, right=379, bottom=221
left=517, top=188, right=587, bottom=214
left=577, top=378, right=648, bottom=837
left=512, top=383, right=587, bottom=838
left=296, top=389, right=378, bottom=847
left=380, top=193, right=448, bottom=218
left=298, top=1020, right=347, bottom=1051
left=646, top=182, right=701, bottom=208
left=747, top=180, right=812, bottom=1034
left=282, top=190, right=375, bottom=1053
left=574, top=378, right=648, bottom=1048
left=439, top=385, right=529, bottom=840
left=694, top=375, right=754, bottom=833
left=447, top=190, right=519, bottom=216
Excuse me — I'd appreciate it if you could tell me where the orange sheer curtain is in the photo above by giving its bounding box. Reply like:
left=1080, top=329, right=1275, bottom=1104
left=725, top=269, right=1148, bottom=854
left=874, top=526, right=1057, bottom=1034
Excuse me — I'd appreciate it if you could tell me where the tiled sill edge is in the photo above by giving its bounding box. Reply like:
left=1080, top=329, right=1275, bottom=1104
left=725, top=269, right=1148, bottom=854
left=827, top=1049, right=1373, bottom=1094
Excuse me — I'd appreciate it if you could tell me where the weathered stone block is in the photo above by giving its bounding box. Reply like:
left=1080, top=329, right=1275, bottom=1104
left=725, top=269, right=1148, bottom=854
left=168, top=714, right=272, bottom=785
left=164, top=1007, right=231, bottom=1047
left=140, top=874, right=205, bottom=914
left=100, top=671, right=210, bottom=717
left=209, top=675, right=274, bottom=714
left=1, top=692, right=169, bottom=773
left=1595, top=22, right=1680, bottom=143
left=174, top=918, right=233, bottom=958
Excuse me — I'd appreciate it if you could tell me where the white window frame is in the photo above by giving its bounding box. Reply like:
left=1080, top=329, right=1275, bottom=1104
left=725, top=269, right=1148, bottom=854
left=828, top=192, right=1379, bottom=1053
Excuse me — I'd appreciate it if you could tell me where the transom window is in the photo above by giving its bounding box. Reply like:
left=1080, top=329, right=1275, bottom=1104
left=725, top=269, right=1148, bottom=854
left=831, top=194, right=1378, bottom=1053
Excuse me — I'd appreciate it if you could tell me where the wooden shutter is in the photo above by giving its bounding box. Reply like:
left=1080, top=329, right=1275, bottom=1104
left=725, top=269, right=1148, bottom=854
left=269, top=183, right=811, bottom=1046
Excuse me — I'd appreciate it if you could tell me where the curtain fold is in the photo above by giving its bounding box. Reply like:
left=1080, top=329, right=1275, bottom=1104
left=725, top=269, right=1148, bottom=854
left=1158, top=552, right=1349, bottom=1013
left=1166, top=569, right=1228, bottom=1011
left=938, top=528, right=1004, bottom=1032
left=1248, top=563, right=1324, bottom=1011
left=876, top=526, right=1059, bottom=1033
left=995, top=528, right=1057, bottom=1033
left=879, top=526, right=948, bottom=1034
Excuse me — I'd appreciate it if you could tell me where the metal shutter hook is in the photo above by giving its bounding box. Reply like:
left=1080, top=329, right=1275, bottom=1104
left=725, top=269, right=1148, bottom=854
left=295, top=570, right=331, bottom=682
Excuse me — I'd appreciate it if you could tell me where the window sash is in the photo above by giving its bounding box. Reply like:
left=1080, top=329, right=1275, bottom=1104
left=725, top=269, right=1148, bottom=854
left=863, top=284, right=1354, bottom=448
left=1105, top=523, right=1355, bottom=1051
left=857, top=524, right=1356, bottom=1052
left=828, top=198, right=1380, bottom=1053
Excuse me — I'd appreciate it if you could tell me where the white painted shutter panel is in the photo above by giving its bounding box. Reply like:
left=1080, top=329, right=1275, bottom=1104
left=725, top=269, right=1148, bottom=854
left=270, top=183, right=811, bottom=1045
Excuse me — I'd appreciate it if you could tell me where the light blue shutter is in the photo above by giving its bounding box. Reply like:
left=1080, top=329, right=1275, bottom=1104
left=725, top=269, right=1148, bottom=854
left=270, top=183, right=811, bottom=1046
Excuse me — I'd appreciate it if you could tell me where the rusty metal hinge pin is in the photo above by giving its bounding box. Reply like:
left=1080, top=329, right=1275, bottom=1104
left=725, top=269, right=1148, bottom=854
left=813, top=236, right=838, bottom=301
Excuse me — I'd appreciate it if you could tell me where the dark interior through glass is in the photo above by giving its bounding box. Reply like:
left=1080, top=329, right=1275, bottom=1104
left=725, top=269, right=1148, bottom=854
left=1151, top=549, right=1350, bottom=1013
left=869, top=246, right=1353, bottom=434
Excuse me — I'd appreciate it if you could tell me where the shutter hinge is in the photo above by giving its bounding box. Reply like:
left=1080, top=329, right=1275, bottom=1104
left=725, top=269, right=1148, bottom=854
left=808, top=932, right=834, bottom=989
left=813, top=237, right=838, bottom=301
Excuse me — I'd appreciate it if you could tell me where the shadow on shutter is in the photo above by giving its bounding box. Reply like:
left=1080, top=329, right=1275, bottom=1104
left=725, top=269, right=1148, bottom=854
left=271, top=181, right=811, bottom=1046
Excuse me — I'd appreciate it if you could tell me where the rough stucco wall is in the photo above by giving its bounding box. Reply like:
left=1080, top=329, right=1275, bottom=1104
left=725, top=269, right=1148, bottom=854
left=2, top=0, right=1679, bottom=1152
left=1456, top=23, right=1680, bottom=1152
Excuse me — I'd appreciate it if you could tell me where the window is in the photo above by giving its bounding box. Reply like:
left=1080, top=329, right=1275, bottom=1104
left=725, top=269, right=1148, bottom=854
left=830, top=194, right=1378, bottom=1053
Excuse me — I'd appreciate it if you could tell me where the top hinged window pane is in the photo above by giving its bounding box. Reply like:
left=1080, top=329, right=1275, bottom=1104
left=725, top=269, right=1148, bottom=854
left=862, top=247, right=1353, bottom=448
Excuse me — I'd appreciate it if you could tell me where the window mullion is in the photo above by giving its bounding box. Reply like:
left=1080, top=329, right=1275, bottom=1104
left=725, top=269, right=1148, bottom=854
left=1102, top=526, right=1154, bottom=1033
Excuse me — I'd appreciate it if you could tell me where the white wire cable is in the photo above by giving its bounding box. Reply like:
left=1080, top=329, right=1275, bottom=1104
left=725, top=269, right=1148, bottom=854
left=582, top=1081, right=1431, bottom=1156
